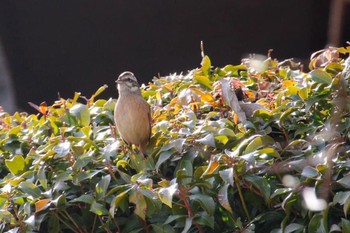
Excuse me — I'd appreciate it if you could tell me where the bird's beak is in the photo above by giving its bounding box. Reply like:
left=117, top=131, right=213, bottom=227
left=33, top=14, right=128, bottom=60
left=115, top=79, right=121, bottom=84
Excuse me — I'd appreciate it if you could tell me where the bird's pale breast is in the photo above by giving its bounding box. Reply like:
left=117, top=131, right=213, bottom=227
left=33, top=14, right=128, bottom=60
left=114, top=95, right=150, bottom=146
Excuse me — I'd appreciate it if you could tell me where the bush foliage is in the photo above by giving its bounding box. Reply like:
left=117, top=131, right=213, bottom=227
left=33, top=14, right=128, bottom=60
left=1, top=46, right=350, bottom=233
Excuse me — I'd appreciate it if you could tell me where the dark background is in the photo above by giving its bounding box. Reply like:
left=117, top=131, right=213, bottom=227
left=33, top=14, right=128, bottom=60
left=1, top=0, right=346, bottom=112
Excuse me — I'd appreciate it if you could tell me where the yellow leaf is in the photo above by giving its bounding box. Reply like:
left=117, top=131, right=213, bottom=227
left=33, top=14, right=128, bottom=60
left=281, top=80, right=296, bottom=89
left=169, top=97, right=178, bottom=106
left=233, top=113, right=239, bottom=125
left=191, top=88, right=214, bottom=103
left=163, top=82, right=174, bottom=91
left=189, top=103, right=199, bottom=111
left=156, top=91, right=162, bottom=105
left=174, top=104, right=182, bottom=115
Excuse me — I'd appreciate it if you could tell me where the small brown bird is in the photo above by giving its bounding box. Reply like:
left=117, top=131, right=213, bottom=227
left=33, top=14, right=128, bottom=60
left=114, top=71, right=151, bottom=155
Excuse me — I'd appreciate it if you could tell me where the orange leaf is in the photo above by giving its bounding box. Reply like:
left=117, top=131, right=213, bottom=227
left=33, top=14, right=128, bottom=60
left=28, top=102, right=48, bottom=116
left=233, top=113, right=239, bottom=124
left=201, top=160, right=219, bottom=177
left=245, top=90, right=256, bottom=102
left=35, top=199, right=51, bottom=213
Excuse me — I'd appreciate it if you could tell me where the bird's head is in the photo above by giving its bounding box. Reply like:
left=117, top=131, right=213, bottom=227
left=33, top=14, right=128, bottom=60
left=116, top=71, right=141, bottom=94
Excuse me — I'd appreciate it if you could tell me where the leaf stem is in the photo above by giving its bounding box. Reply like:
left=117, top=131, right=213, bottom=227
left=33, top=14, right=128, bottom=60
left=54, top=211, right=80, bottom=233
left=178, top=185, right=204, bottom=233
left=99, top=216, right=113, bottom=233
left=62, top=209, right=85, bottom=233
left=234, top=173, right=251, bottom=221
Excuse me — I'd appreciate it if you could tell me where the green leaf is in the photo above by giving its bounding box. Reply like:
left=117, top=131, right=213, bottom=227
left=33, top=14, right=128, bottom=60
left=219, top=168, right=234, bottom=186
left=298, top=87, right=308, bottom=100
left=222, top=64, right=247, bottom=76
left=194, top=212, right=214, bottom=229
left=52, top=194, right=66, bottom=209
left=164, top=215, right=186, bottom=225
left=194, top=75, right=213, bottom=90
left=129, top=188, right=147, bottom=220
left=244, top=135, right=274, bottom=154
left=189, top=194, right=215, bottom=215
left=218, top=184, right=233, bottom=213
left=342, top=218, right=350, bottom=233
left=301, top=166, right=319, bottom=178
left=176, top=153, right=194, bottom=185
left=5, top=155, right=26, bottom=175
left=158, top=183, right=178, bottom=208
left=161, top=138, right=186, bottom=153
left=244, top=175, right=271, bottom=203
left=155, top=151, right=175, bottom=172
left=96, top=175, right=111, bottom=201
left=54, top=141, right=71, bottom=158
left=19, top=181, right=41, bottom=199
left=201, top=55, right=211, bottom=74
left=253, top=109, right=273, bottom=121
left=196, top=133, right=215, bottom=147
left=308, top=213, right=326, bottom=233
left=284, top=223, right=304, bottom=233
left=72, top=153, right=93, bottom=170
left=90, top=201, right=109, bottom=216
left=270, top=188, right=292, bottom=200
left=73, top=170, right=101, bottom=184
left=337, top=175, right=350, bottom=189
left=258, top=147, right=281, bottom=159
left=151, top=224, right=176, bottom=233
left=310, top=69, right=332, bottom=85
left=182, top=217, right=192, bottom=233
left=70, top=194, right=95, bottom=205
left=69, top=103, right=91, bottom=126
left=109, top=188, right=132, bottom=218
left=279, top=107, right=297, bottom=123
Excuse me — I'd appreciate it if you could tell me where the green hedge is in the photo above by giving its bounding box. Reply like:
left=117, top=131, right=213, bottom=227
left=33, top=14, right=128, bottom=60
left=1, top=46, right=350, bottom=233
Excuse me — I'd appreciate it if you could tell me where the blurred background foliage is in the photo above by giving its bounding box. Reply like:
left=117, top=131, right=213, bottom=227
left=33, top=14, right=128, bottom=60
left=1, top=46, right=350, bottom=233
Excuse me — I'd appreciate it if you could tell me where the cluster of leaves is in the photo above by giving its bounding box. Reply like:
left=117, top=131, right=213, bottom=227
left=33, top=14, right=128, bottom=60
left=1, top=46, right=350, bottom=233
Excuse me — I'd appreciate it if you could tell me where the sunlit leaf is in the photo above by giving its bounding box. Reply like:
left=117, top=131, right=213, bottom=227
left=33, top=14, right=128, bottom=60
left=5, top=155, right=26, bottom=175
left=196, top=133, right=215, bottom=147
left=69, top=103, right=91, bottom=126
left=310, top=69, right=332, bottom=85
left=35, top=199, right=51, bottom=213
left=158, top=183, right=178, bottom=208
left=299, top=87, right=308, bottom=100
left=244, top=135, right=274, bottom=154
left=201, top=55, right=211, bottom=74
left=218, top=184, right=233, bottom=213
left=219, top=168, right=234, bottom=186
left=194, top=75, right=213, bottom=90
left=338, top=175, right=350, bottom=189
left=54, top=141, right=71, bottom=158
left=201, top=160, right=219, bottom=177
